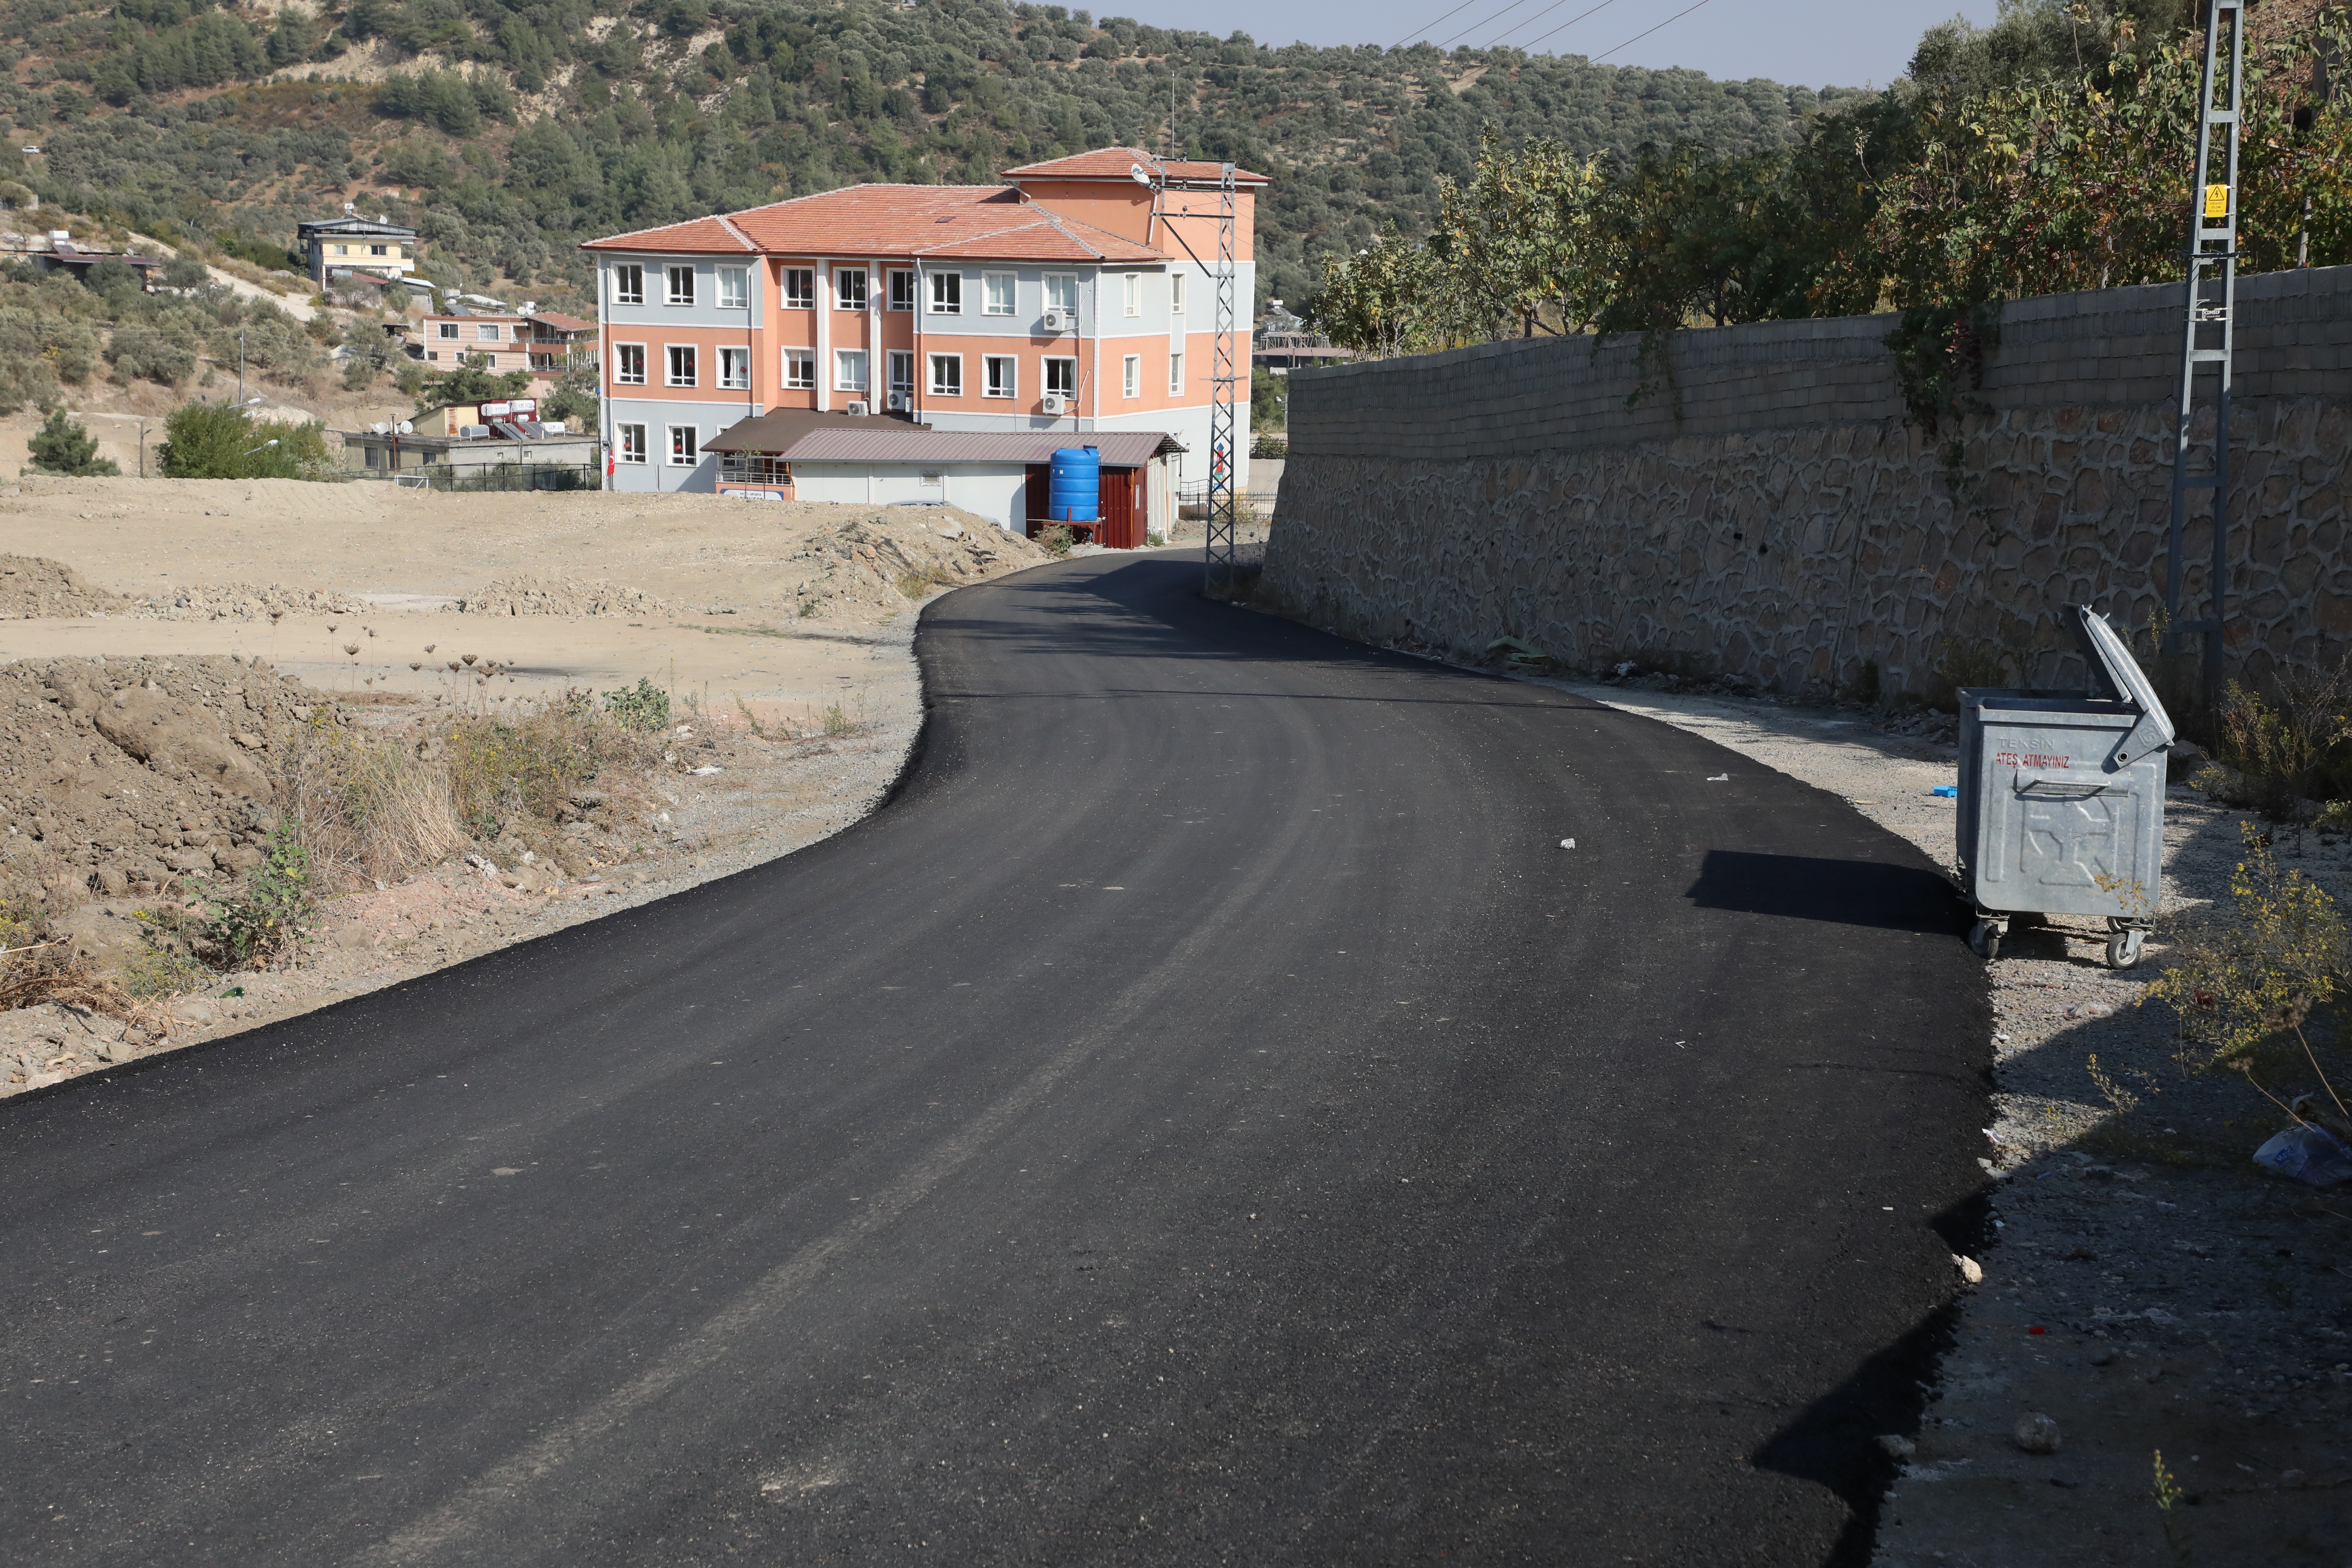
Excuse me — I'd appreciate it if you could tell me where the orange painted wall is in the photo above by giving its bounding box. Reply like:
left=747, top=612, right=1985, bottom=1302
left=1014, top=181, right=1257, bottom=263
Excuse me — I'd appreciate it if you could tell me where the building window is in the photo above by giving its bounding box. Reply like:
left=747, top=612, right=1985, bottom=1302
left=437, top=322, right=459, bottom=340
left=363, top=444, right=378, bottom=466
left=667, top=425, right=699, bottom=466
left=718, top=267, right=748, bottom=309
left=1123, top=274, right=1141, bottom=317
left=887, top=350, right=914, bottom=395
left=1169, top=351, right=1184, bottom=395
left=615, top=343, right=646, bottom=385
left=613, top=264, right=644, bottom=305
left=1171, top=272, right=1186, bottom=314
left=982, top=354, right=1016, bottom=398
left=782, top=267, right=816, bottom=308
left=426, top=351, right=439, bottom=362
left=665, top=265, right=695, bottom=306
left=835, top=268, right=869, bottom=311
left=888, top=270, right=917, bottom=312
left=783, top=349, right=814, bottom=390
left=1044, top=356, right=1077, bottom=396
left=1122, top=354, right=1141, bottom=398
left=834, top=349, right=868, bottom=392
left=666, top=345, right=696, bottom=387
left=928, top=353, right=961, bottom=396
left=369, top=244, right=389, bottom=258
left=983, top=273, right=1015, bottom=316
left=929, top=272, right=961, bottom=315
left=1045, top=274, right=1077, bottom=314
left=331, top=244, right=347, bottom=256
left=719, top=347, right=750, bottom=389
left=477, top=324, right=501, bottom=341
left=618, top=424, right=648, bottom=464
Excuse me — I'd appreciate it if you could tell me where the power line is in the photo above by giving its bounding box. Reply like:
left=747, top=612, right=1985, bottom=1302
left=1388, top=0, right=1493, bottom=50
left=1434, top=0, right=1547, bottom=51
left=1591, top=0, right=1720, bottom=63
left=1510, top=0, right=1624, bottom=53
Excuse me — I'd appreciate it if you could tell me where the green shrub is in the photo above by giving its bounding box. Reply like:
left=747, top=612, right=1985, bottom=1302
left=195, top=822, right=314, bottom=969
left=24, top=408, right=118, bottom=476
left=602, top=677, right=671, bottom=733
left=156, top=401, right=334, bottom=479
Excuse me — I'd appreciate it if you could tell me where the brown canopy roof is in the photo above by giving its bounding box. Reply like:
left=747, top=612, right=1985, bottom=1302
left=701, top=408, right=929, bottom=453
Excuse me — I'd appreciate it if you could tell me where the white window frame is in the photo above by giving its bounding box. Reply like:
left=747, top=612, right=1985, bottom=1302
left=929, top=272, right=962, bottom=315
left=666, top=424, right=699, bottom=466
left=782, top=267, right=816, bottom=309
left=928, top=352, right=962, bottom=396
left=983, top=272, right=1016, bottom=316
left=835, top=267, right=869, bottom=312
left=1122, top=354, right=1141, bottom=398
left=887, top=269, right=917, bottom=312
left=783, top=348, right=814, bottom=390
left=1169, top=350, right=1184, bottom=396
left=436, top=321, right=459, bottom=340
left=717, top=266, right=748, bottom=309
left=666, top=344, right=697, bottom=387
left=1170, top=272, right=1187, bottom=314
left=1123, top=274, right=1141, bottom=317
left=612, top=263, right=644, bottom=305
left=476, top=323, right=501, bottom=342
left=617, top=423, right=648, bottom=464
left=664, top=264, right=696, bottom=306
left=982, top=354, right=1017, bottom=399
left=1044, top=273, right=1078, bottom=314
left=886, top=350, right=915, bottom=393
left=1043, top=356, right=1077, bottom=396
left=369, top=243, right=389, bottom=257
left=718, top=346, right=750, bottom=390
left=614, top=343, right=647, bottom=385
left=834, top=348, right=868, bottom=393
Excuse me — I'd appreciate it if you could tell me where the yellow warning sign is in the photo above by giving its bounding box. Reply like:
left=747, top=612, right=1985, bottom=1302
left=2204, top=183, right=2231, bottom=219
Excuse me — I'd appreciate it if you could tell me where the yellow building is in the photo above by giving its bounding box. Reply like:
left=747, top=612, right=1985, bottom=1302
left=299, top=212, right=419, bottom=287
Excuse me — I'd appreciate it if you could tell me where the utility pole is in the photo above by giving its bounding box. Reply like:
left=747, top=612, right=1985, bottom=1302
left=237, top=327, right=246, bottom=406
left=1204, top=161, right=1239, bottom=597
left=2163, top=0, right=2241, bottom=716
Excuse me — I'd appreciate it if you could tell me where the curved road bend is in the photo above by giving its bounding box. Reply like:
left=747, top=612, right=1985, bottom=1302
left=4, top=554, right=1989, bottom=1567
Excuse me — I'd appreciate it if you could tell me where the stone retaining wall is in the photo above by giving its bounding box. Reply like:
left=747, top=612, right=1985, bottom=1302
left=1265, top=266, right=2352, bottom=699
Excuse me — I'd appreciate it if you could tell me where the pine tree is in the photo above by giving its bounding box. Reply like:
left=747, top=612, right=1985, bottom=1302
left=24, top=408, right=118, bottom=477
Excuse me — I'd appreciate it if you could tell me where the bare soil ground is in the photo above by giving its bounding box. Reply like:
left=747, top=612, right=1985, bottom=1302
left=0, top=477, right=1050, bottom=1098
left=1541, top=678, right=2352, bottom=1568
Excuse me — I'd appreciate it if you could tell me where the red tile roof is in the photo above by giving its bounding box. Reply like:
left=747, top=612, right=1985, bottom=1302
left=1002, top=147, right=1270, bottom=186
left=584, top=184, right=1169, bottom=263
left=526, top=311, right=594, bottom=332
left=725, top=184, right=1167, bottom=262
left=580, top=214, right=761, bottom=254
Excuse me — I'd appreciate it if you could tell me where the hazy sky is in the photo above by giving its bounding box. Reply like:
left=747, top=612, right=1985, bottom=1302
left=1113, top=0, right=2001, bottom=91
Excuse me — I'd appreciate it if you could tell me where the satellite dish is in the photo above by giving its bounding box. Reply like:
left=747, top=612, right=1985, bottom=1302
left=396, top=420, right=413, bottom=435
left=1128, top=162, right=1152, bottom=187
left=371, top=421, right=388, bottom=434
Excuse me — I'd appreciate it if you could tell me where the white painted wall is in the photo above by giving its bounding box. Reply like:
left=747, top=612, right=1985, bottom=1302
left=789, top=461, right=1030, bottom=532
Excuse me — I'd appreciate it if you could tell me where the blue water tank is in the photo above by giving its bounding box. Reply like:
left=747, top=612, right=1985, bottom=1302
left=1048, top=446, right=1100, bottom=524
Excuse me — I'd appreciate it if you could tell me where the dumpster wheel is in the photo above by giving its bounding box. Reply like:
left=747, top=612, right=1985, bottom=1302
left=1968, top=917, right=2005, bottom=962
left=2104, top=920, right=2147, bottom=970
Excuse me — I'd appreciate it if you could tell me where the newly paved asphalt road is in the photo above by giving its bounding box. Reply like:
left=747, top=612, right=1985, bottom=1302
left=4, top=555, right=1990, bottom=1566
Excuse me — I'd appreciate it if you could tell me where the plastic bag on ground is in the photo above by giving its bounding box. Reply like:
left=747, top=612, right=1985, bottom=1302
left=2253, top=1123, right=2352, bottom=1186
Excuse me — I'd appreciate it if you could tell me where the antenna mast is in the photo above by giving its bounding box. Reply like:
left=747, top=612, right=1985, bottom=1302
left=1204, top=161, right=1239, bottom=597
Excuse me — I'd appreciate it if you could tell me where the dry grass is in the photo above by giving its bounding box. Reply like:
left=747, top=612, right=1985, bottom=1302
left=0, top=940, right=141, bottom=1023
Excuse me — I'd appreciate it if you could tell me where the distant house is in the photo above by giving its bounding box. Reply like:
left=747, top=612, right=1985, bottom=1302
left=27, top=231, right=164, bottom=288
left=298, top=213, right=419, bottom=287
left=409, top=307, right=532, bottom=372
left=524, top=311, right=597, bottom=374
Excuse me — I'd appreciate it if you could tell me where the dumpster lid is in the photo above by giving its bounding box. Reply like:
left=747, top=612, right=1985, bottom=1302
left=2068, top=604, right=2174, bottom=768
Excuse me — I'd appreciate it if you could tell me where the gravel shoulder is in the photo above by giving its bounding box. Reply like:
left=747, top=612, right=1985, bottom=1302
left=1536, top=677, right=2352, bottom=1567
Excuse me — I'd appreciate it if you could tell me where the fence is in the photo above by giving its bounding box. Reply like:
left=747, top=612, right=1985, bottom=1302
left=351, top=462, right=602, bottom=493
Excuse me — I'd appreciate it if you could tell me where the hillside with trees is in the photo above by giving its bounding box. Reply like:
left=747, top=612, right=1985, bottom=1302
left=0, top=0, right=1861, bottom=321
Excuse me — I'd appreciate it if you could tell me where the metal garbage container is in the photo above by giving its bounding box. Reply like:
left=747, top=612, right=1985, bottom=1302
left=1955, top=604, right=2175, bottom=967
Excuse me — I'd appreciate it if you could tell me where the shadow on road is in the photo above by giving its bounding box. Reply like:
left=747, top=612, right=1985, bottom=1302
left=1683, top=849, right=1973, bottom=935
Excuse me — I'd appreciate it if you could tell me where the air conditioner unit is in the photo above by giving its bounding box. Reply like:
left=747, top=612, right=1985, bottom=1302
left=844, top=400, right=870, bottom=415
left=1041, top=307, right=1074, bottom=333
left=1041, top=392, right=1068, bottom=415
left=886, top=391, right=911, bottom=412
